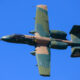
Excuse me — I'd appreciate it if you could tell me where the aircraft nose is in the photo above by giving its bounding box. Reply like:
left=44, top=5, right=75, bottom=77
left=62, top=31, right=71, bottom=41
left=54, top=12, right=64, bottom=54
left=1, top=35, right=10, bottom=41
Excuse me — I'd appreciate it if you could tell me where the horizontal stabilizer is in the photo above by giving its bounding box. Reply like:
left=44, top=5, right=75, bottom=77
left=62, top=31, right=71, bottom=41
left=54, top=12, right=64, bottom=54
left=70, top=25, right=80, bottom=57
left=71, top=47, right=80, bottom=57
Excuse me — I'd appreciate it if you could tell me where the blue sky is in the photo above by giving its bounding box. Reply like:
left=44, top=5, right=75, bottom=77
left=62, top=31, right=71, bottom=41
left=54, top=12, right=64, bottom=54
left=0, top=0, right=80, bottom=80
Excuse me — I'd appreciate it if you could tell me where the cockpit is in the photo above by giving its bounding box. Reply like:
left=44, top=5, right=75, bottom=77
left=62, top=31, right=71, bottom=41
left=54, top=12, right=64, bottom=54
left=9, top=34, right=24, bottom=38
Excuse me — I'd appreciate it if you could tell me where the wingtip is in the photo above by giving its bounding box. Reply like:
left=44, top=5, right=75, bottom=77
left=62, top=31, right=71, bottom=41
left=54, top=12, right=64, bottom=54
left=40, top=74, right=50, bottom=77
left=36, top=5, right=47, bottom=11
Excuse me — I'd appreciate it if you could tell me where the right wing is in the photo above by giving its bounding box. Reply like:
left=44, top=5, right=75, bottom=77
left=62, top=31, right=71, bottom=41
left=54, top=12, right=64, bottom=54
left=35, top=43, right=50, bottom=76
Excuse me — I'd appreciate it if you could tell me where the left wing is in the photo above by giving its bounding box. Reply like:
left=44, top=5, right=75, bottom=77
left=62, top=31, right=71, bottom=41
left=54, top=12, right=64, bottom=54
left=35, top=5, right=50, bottom=37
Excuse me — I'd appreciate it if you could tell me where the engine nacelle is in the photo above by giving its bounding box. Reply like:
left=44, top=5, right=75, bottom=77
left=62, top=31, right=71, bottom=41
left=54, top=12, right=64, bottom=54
left=50, top=30, right=67, bottom=39
left=50, top=41, right=68, bottom=49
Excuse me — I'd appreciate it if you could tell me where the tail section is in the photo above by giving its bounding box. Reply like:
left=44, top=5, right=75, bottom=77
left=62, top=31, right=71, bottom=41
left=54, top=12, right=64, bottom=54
left=70, top=25, right=80, bottom=57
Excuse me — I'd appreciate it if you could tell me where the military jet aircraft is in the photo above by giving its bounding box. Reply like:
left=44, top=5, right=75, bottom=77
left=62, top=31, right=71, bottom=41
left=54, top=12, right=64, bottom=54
left=1, top=5, right=80, bottom=77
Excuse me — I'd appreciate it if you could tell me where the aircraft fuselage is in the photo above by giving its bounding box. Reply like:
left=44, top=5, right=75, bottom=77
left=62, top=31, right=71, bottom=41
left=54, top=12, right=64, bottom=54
left=1, top=34, right=75, bottom=49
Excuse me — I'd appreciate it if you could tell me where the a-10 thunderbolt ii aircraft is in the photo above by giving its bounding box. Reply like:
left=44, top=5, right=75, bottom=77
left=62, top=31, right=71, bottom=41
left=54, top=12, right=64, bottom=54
left=1, top=5, right=80, bottom=77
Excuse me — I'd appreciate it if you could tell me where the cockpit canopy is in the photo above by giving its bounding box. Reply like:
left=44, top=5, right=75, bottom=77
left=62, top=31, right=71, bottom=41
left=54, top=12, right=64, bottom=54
left=9, top=34, right=24, bottom=38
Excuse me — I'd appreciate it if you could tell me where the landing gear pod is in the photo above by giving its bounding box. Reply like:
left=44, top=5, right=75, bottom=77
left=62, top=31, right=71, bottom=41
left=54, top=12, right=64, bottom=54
left=29, top=30, right=36, bottom=34
left=30, top=51, right=35, bottom=56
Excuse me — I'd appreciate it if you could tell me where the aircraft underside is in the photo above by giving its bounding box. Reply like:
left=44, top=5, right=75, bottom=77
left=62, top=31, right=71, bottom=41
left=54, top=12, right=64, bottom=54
left=1, top=4, right=80, bottom=76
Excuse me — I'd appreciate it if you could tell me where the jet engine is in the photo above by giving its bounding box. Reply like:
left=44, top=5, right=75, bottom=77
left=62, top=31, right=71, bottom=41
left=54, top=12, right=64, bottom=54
left=50, top=30, right=67, bottom=40
left=50, top=40, right=68, bottom=49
